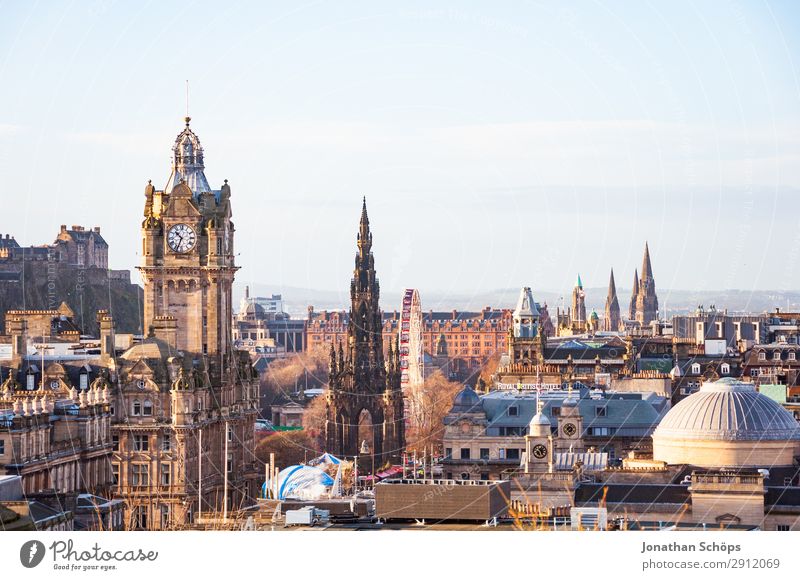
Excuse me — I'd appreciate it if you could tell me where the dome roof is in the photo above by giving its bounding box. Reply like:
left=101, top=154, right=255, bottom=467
left=449, top=385, right=482, bottom=414
left=120, top=337, right=179, bottom=362
left=653, top=378, right=800, bottom=442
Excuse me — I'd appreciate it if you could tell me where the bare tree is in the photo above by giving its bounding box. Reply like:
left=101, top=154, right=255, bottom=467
left=405, top=371, right=462, bottom=453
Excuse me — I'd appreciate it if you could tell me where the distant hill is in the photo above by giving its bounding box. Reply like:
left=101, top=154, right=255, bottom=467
left=238, top=283, right=800, bottom=317
left=0, top=262, right=143, bottom=335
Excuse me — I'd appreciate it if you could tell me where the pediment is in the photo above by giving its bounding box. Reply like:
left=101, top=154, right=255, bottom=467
left=127, top=359, right=155, bottom=378
left=163, top=187, right=201, bottom=218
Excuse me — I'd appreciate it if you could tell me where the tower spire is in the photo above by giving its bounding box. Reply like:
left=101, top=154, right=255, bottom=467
left=604, top=268, right=621, bottom=331
left=357, top=196, right=372, bottom=257
left=641, top=241, right=653, bottom=280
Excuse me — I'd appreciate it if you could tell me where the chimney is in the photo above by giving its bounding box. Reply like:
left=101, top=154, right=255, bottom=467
left=93, top=227, right=100, bottom=234
left=245, top=285, right=250, bottom=299
left=97, top=310, right=114, bottom=359
left=153, top=316, right=178, bottom=349
left=8, top=316, right=26, bottom=363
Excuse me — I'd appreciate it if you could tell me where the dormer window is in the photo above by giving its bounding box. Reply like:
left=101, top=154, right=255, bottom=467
left=596, top=406, right=607, bottom=417
left=79, top=373, right=89, bottom=390
left=26, top=373, right=35, bottom=391
left=758, top=351, right=766, bottom=361
left=789, top=352, right=796, bottom=361
left=720, top=363, right=730, bottom=375
left=508, top=406, right=518, bottom=417
left=774, top=351, right=782, bottom=361
left=691, top=363, right=701, bottom=375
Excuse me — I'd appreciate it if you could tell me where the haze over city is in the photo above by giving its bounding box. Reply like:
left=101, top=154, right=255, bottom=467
left=1, top=1, right=799, bottom=299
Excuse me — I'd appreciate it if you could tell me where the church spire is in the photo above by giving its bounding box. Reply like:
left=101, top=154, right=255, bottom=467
left=629, top=269, right=639, bottom=321
left=604, top=268, right=621, bottom=332
left=641, top=241, right=653, bottom=280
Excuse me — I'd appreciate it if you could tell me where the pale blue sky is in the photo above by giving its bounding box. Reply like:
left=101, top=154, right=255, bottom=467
left=1, top=1, right=798, bottom=302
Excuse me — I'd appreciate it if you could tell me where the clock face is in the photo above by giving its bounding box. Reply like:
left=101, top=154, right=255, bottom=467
left=563, top=422, right=577, bottom=437
left=167, top=223, right=197, bottom=253
left=50, top=380, right=59, bottom=389
left=532, top=444, right=548, bottom=459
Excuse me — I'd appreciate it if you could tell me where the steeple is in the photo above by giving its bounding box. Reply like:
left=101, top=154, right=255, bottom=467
left=635, top=242, right=659, bottom=325
left=604, top=268, right=622, bottom=332
left=629, top=268, right=639, bottom=320
left=641, top=241, right=654, bottom=280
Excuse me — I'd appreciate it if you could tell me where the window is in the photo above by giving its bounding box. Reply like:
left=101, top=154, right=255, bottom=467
left=133, top=401, right=142, bottom=416
left=112, top=434, right=119, bottom=451
left=0, top=440, right=4, bottom=455
left=789, top=352, right=797, bottom=361
left=160, top=463, right=171, bottom=486
left=143, top=400, right=153, bottom=416
left=595, top=406, right=607, bottom=417
left=227, top=452, right=233, bottom=473
left=161, top=505, right=170, bottom=529
left=131, top=464, right=149, bottom=487
left=161, top=434, right=172, bottom=452
left=227, top=425, right=233, bottom=442
left=505, top=448, right=520, bottom=461
left=111, top=463, right=119, bottom=486
left=691, top=363, right=701, bottom=374
left=133, top=506, right=148, bottom=530
left=774, top=351, right=782, bottom=361
left=758, top=351, right=766, bottom=361
left=460, top=448, right=471, bottom=460
left=444, top=448, right=452, bottom=460
left=26, top=374, right=35, bottom=390
left=133, top=434, right=149, bottom=452
left=480, top=448, right=490, bottom=460
left=80, top=373, right=89, bottom=390
left=480, top=473, right=489, bottom=481
left=593, top=427, right=610, bottom=436
left=720, top=363, right=730, bottom=375
left=508, top=406, right=518, bottom=417
left=750, top=369, right=760, bottom=377
left=777, top=524, right=791, bottom=532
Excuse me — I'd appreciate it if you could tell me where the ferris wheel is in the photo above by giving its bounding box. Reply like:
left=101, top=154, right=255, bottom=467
left=399, top=288, right=424, bottom=387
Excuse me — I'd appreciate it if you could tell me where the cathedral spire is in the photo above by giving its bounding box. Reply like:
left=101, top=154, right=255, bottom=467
left=629, top=269, right=639, bottom=321
left=604, top=268, right=621, bottom=332
left=641, top=241, right=654, bottom=280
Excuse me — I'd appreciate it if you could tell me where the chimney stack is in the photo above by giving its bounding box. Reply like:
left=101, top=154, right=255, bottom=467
left=97, top=310, right=114, bottom=359
left=8, top=316, right=27, bottom=364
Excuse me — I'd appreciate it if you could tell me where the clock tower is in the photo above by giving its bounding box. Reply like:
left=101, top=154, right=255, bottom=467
left=138, top=117, right=236, bottom=358
left=524, top=398, right=553, bottom=474
left=556, top=385, right=584, bottom=452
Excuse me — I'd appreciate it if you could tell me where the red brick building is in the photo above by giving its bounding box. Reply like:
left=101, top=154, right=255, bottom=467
left=305, top=307, right=513, bottom=380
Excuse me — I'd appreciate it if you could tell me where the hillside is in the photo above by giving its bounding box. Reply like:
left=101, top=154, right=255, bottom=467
left=0, top=262, right=143, bottom=335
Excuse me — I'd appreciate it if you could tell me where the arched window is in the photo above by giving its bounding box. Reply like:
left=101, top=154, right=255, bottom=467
left=133, top=400, right=141, bottom=416
left=720, top=363, right=730, bottom=375
left=691, top=363, right=701, bottom=375
left=143, top=400, right=153, bottom=416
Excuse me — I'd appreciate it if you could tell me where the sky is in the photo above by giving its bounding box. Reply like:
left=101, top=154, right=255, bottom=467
left=0, top=0, right=799, bottom=304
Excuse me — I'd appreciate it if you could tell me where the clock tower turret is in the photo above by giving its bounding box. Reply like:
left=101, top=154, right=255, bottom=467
left=138, top=117, right=237, bottom=360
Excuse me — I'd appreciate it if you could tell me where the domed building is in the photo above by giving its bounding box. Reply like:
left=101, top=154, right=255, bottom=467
left=652, top=377, right=800, bottom=468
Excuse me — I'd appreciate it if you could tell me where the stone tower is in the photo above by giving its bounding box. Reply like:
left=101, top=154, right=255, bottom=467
left=603, top=268, right=622, bottom=332
left=326, top=199, right=405, bottom=463
left=138, top=117, right=236, bottom=358
left=635, top=242, right=659, bottom=325
left=570, top=274, right=587, bottom=328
